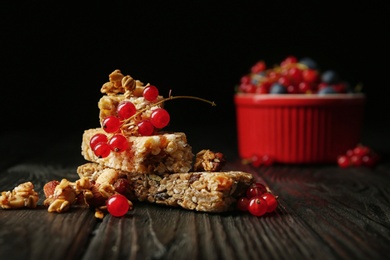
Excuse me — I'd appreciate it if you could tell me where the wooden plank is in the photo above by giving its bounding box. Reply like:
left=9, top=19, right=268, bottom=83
left=0, top=162, right=96, bottom=260
left=0, top=207, right=96, bottom=259
left=1, top=144, right=390, bottom=259
left=259, top=165, right=390, bottom=259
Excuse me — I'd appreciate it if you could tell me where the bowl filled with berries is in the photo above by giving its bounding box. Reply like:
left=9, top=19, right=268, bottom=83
left=234, top=56, right=366, bottom=164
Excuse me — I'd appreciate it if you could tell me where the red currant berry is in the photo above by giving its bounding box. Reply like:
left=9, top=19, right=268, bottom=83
left=261, top=192, right=278, bottom=213
left=350, top=154, right=363, bottom=166
left=346, top=149, right=354, bottom=157
left=246, top=182, right=267, bottom=198
left=280, top=55, right=297, bottom=67
left=302, top=69, right=319, bottom=83
left=288, top=84, right=300, bottom=94
left=102, top=116, right=121, bottom=133
left=298, top=82, right=311, bottom=93
left=93, top=142, right=111, bottom=158
left=287, top=67, right=303, bottom=84
left=362, top=153, right=379, bottom=168
left=143, top=85, right=159, bottom=101
left=255, top=84, right=269, bottom=94
left=257, top=81, right=272, bottom=94
left=137, top=120, right=155, bottom=136
left=268, top=71, right=280, bottom=81
left=353, top=145, right=370, bottom=157
left=150, top=108, right=170, bottom=128
left=248, top=196, right=267, bottom=217
left=250, top=155, right=262, bottom=167
left=239, top=83, right=256, bottom=93
left=117, top=101, right=136, bottom=120
left=337, top=155, right=350, bottom=168
left=251, top=61, right=266, bottom=73
left=106, top=194, right=130, bottom=217
left=261, top=154, right=274, bottom=166
left=109, top=134, right=129, bottom=152
left=362, top=155, right=374, bottom=167
left=277, top=76, right=291, bottom=87
left=237, top=197, right=249, bottom=211
left=240, top=75, right=251, bottom=84
left=90, top=133, right=108, bottom=150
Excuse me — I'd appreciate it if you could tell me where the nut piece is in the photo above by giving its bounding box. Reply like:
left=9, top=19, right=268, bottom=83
left=193, top=149, right=226, bottom=172
left=101, top=69, right=125, bottom=95
left=0, top=182, right=39, bottom=209
left=122, top=75, right=136, bottom=93
left=44, top=179, right=77, bottom=213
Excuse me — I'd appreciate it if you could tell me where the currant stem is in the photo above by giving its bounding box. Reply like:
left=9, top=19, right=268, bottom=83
left=122, top=95, right=216, bottom=127
left=158, top=95, right=216, bottom=107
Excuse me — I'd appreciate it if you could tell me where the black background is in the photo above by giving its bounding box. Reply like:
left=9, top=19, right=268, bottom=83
left=1, top=1, right=389, bottom=155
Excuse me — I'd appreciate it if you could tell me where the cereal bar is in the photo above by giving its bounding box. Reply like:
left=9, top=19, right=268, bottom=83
left=77, top=163, right=254, bottom=212
left=82, top=128, right=194, bottom=174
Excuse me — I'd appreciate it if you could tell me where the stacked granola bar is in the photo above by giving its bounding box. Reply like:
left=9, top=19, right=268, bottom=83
left=77, top=69, right=254, bottom=212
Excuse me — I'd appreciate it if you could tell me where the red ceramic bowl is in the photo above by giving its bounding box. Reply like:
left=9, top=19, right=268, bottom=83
left=235, top=93, right=366, bottom=164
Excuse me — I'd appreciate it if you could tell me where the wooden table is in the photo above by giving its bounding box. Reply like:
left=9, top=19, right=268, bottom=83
left=1, top=131, right=390, bottom=260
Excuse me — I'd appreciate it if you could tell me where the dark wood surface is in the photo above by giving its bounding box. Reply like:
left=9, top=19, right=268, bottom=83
left=1, top=131, right=390, bottom=260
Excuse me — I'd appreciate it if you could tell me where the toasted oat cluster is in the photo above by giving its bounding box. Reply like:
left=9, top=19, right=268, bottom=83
left=193, top=149, right=226, bottom=172
left=0, top=182, right=39, bottom=209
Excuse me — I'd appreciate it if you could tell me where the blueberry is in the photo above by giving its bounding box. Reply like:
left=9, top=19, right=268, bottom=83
left=270, top=83, right=287, bottom=94
left=298, top=57, right=318, bottom=69
left=318, top=86, right=337, bottom=95
left=321, top=70, right=340, bottom=84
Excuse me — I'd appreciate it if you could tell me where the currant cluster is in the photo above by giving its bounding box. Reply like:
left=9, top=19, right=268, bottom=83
left=90, top=85, right=171, bottom=158
left=237, top=182, right=278, bottom=216
left=242, top=154, right=275, bottom=167
left=237, top=56, right=358, bottom=95
left=90, top=84, right=216, bottom=158
left=337, top=144, right=380, bottom=168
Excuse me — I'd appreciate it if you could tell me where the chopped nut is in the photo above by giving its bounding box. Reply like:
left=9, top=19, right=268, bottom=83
left=98, top=183, right=116, bottom=199
left=95, top=208, right=105, bottom=219
left=100, top=69, right=125, bottom=95
left=44, top=179, right=77, bottom=212
left=122, top=75, right=136, bottom=93
left=109, top=69, right=124, bottom=87
left=96, top=169, right=119, bottom=186
left=43, top=180, right=60, bottom=198
left=47, top=199, right=70, bottom=213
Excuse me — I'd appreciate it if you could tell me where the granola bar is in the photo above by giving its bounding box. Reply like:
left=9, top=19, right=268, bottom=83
left=77, top=162, right=254, bottom=212
left=81, top=128, right=194, bottom=174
